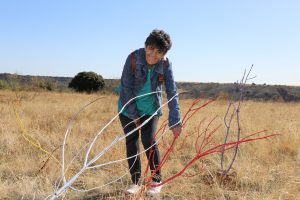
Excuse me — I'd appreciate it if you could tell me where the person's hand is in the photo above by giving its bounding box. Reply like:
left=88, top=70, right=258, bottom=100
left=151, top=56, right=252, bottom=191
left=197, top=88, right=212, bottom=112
left=171, top=125, right=182, bottom=138
left=134, top=118, right=141, bottom=127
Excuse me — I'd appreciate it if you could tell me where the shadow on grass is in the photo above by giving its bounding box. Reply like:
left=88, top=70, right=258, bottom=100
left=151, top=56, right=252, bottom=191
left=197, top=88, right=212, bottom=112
left=80, top=189, right=164, bottom=200
left=79, top=189, right=146, bottom=200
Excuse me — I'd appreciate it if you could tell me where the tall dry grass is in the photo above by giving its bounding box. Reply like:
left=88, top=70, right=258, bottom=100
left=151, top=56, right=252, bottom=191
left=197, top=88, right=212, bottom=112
left=0, top=90, right=299, bottom=199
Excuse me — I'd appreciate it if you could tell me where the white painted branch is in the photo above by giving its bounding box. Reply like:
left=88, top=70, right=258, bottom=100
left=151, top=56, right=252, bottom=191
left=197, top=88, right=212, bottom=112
left=47, top=92, right=180, bottom=199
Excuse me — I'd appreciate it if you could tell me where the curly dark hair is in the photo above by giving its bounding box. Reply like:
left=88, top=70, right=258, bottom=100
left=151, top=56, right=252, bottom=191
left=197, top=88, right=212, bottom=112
left=145, top=29, right=172, bottom=54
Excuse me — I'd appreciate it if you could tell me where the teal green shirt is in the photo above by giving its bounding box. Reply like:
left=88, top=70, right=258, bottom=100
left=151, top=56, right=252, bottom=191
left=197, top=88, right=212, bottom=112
left=118, top=65, right=157, bottom=117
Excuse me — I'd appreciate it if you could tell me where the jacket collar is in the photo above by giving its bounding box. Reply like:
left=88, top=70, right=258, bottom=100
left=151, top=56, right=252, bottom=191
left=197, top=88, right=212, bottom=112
left=154, top=60, right=164, bottom=74
left=136, top=48, right=147, bottom=66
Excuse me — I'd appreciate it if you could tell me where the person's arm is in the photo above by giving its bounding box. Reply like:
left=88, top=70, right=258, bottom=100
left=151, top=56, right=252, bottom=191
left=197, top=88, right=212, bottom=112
left=119, top=53, right=139, bottom=120
left=163, top=59, right=182, bottom=136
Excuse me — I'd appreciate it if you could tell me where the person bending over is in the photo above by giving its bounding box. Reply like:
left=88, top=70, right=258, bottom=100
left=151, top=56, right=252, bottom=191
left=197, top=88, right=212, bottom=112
left=118, top=29, right=182, bottom=196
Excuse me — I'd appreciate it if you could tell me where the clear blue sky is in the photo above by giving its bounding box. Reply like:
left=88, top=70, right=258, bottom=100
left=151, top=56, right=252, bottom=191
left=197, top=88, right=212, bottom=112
left=1, top=0, right=299, bottom=86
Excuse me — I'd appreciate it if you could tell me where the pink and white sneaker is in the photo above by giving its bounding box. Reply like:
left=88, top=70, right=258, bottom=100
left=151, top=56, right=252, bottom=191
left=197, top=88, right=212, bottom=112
left=146, top=181, right=162, bottom=196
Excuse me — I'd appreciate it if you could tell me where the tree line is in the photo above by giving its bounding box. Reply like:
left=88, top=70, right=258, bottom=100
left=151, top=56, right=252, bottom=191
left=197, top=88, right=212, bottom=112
left=1, top=72, right=300, bottom=102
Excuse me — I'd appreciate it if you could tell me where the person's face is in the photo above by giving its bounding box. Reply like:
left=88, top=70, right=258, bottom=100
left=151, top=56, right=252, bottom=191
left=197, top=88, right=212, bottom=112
left=145, top=45, right=165, bottom=65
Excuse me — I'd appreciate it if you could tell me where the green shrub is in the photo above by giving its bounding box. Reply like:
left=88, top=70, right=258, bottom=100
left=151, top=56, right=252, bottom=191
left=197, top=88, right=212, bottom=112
left=68, top=71, right=105, bottom=93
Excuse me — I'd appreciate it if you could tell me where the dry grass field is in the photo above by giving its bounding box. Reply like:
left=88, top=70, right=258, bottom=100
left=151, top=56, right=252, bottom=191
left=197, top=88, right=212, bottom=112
left=0, top=90, right=299, bottom=200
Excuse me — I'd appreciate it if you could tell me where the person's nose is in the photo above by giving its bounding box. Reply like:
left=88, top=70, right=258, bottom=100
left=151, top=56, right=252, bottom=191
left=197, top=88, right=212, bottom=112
left=150, top=51, right=159, bottom=59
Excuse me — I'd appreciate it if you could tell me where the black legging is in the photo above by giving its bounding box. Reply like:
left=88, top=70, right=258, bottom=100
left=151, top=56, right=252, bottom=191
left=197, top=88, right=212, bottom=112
left=119, top=114, right=161, bottom=184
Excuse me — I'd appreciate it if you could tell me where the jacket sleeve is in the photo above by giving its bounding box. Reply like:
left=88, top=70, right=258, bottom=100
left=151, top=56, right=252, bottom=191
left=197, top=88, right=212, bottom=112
left=119, top=54, right=139, bottom=120
left=163, top=60, right=182, bottom=128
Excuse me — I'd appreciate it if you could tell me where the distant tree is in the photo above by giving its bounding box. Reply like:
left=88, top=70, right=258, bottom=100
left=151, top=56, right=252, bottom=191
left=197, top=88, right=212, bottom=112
left=276, top=87, right=300, bottom=102
left=69, top=71, right=105, bottom=93
left=0, top=80, right=9, bottom=89
left=6, top=73, right=22, bottom=91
